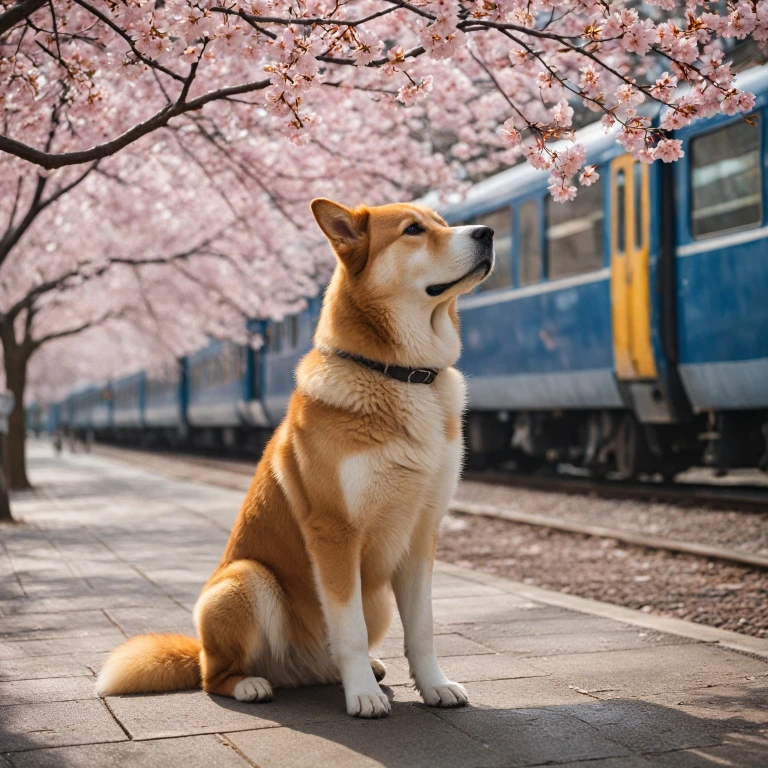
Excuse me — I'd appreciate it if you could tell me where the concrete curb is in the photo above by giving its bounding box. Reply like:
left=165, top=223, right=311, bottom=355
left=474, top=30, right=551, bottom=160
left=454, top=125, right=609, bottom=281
left=435, top=560, right=768, bottom=660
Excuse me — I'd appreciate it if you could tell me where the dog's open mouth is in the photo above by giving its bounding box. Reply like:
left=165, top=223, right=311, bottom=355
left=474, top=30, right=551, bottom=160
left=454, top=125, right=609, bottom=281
left=426, top=258, right=493, bottom=297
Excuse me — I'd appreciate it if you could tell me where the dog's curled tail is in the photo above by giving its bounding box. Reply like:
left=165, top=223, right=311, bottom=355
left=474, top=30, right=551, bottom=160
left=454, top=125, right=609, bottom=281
left=96, top=634, right=201, bottom=696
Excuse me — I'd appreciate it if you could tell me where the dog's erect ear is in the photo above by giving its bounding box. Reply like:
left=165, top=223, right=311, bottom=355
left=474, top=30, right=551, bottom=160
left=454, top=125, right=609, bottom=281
left=311, top=198, right=370, bottom=275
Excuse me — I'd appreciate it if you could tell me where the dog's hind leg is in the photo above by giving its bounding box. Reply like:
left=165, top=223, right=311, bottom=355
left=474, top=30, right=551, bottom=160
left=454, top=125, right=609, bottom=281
left=194, top=560, right=285, bottom=701
left=364, top=585, right=393, bottom=684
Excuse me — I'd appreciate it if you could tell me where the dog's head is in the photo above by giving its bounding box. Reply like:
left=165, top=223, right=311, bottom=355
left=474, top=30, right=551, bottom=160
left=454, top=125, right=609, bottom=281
left=311, top=199, right=494, bottom=303
left=311, top=198, right=494, bottom=368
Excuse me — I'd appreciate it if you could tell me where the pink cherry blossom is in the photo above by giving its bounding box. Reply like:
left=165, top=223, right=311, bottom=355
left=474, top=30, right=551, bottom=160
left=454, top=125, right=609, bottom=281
left=625, top=19, right=659, bottom=55
left=499, top=119, right=522, bottom=148
left=552, top=99, right=575, bottom=129
left=579, top=165, right=600, bottom=186
left=653, top=139, right=685, bottom=163
left=548, top=180, right=578, bottom=202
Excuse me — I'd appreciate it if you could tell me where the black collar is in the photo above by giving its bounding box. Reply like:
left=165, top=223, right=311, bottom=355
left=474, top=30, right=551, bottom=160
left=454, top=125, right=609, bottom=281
left=337, top=350, right=438, bottom=385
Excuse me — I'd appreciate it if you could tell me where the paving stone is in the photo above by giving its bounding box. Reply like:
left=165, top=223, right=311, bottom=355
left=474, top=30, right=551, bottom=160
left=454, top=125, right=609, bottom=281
left=387, top=653, right=547, bottom=684
left=479, top=630, right=698, bottom=657
left=611, top=680, right=768, bottom=729
left=0, top=594, right=181, bottom=616
left=431, top=578, right=506, bottom=600
left=135, top=568, right=206, bottom=602
left=373, top=633, right=494, bottom=660
left=0, top=582, right=25, bottom=601
left=103, top=606, right=196, bottom=636
left=532, top=645, right=768, bottom=695
left=561, top=698, right=731, bottom=753
left=395, top=677, right=588, bottom=710
left=6, top=734, right=251, bottom=767
left=459, top=613, right=636, bottom=639
left=0, top=634, right=123, bottom=660
left=545, top=758, right=652, bottom=768
left=436, top=707, right=631, bottom=766
left=431, top=594, right=541, bottom=624
left=0, top=699, right=126, bottom=752
left=106, top=684, right=424, bottom=740
left=0, top=611, right=117, bottom=642
left=0, top=676, right=97, bottom=706
left=226, top=712, right=507, bottom=768
left=651, top=731, right=768, bottom=768
left=0, top=652, right=108, bottom=681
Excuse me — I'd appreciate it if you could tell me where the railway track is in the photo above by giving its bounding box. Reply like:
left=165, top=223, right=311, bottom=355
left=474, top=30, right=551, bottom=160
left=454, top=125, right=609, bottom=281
left=464, top=468, right=768, bottom=513
left=90, top=442, right=768, bottom=571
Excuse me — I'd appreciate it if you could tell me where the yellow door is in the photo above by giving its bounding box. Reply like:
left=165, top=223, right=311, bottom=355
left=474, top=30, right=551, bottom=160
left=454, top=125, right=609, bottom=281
left=610, top=155, right=657, bottom=380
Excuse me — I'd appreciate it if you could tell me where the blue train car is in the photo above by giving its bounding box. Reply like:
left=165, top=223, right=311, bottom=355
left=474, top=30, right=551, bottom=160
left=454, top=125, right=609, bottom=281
left=435, top=65, right=768, bottom=475
left=25, top=403, right=41, bottom=436
left=111, top=372, right=145, bottom=439
left=670, top=66, right=768, bottom=469
left=69, top=384, right=112, bottom=435
left=144, top=363, right=187, bottom=445
left=445, top=124, right=621, bottom=411
left=262, top=299, right=321, bottom=425
left=185, top=336, right=268, bottom=450
left=43, top=403, right=61, bottom=434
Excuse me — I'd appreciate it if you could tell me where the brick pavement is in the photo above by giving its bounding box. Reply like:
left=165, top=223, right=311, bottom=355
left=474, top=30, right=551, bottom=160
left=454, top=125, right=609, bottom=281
left=1, top=442, right=767, bottom=767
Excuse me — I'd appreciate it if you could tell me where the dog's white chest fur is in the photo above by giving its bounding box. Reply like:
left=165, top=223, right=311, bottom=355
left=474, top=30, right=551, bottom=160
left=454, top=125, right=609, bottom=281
left=338, top=367, right=465, bottom=542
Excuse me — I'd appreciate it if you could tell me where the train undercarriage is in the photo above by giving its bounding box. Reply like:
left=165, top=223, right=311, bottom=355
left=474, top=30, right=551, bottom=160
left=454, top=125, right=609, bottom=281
left=466, top=409, right=768, bottom=479
left=67, top=409, right=768, bottom=482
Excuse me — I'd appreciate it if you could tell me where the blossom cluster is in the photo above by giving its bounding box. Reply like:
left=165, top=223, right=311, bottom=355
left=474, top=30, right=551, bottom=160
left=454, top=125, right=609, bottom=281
left=0, top=0, right=764, bottom=189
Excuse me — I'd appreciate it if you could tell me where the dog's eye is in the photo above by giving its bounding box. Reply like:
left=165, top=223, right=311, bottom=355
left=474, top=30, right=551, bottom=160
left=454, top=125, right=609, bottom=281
left=403, top=223, right=425, bottom=236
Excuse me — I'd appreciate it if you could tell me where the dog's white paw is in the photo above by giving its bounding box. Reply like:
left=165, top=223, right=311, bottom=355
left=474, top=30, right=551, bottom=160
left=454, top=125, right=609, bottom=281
left=234, top=677, right=273, bottom=702
left=420, top=681, right=468, bottom=708
left=346, top=690, right=391, bottom=718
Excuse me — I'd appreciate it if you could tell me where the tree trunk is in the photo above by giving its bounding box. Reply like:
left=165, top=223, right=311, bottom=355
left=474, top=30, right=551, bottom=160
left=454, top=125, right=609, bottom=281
left=2, top=339, right=31, bottom=494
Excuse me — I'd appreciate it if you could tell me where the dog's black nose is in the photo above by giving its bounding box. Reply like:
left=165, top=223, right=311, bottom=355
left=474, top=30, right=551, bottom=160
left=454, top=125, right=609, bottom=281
left=471, top=226, right=494, bottom=243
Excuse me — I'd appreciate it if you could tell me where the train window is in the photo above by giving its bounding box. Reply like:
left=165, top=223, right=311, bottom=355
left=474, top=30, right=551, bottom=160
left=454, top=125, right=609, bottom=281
left=467, top=208, right=512, bottom=292
left=518, top=200, right=541, bottom=286
left=691, top=116, right=761, bottom=238
left=616, top=169, right=626, bottom=254
left=546, top=176, right=604, bottom=278
left=633, top=164, right=644, bottom=249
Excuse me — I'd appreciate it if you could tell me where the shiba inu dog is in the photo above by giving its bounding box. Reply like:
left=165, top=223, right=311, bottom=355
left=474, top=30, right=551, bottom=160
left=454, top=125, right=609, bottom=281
left=97, top=199, right=494, bottom=718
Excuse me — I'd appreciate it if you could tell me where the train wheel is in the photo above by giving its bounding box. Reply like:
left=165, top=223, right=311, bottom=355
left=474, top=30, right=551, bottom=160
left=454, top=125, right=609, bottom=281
left=615, top=414, right=649, bottom=480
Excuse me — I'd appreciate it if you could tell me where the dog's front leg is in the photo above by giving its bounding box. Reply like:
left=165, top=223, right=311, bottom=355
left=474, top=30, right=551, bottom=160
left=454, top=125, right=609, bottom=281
left=312, top=544, right=390, bottom=718
left=392, top=534, right=468, bottom=708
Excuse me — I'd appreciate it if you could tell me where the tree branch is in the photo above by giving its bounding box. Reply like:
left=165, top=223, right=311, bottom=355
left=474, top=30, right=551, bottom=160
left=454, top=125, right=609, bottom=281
left=4, top=223, right=232, bottom=326
left=0, top=0, right=46, bottom=38
left=0, top=77, right=271, bottom=169
left=30, top=309, right=122, bottom=349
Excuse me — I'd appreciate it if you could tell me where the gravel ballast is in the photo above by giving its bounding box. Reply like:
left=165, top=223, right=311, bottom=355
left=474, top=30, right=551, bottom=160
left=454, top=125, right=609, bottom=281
left=456, top=480, right=768, bottom=556
left=438, top=512, right=768, bottom=639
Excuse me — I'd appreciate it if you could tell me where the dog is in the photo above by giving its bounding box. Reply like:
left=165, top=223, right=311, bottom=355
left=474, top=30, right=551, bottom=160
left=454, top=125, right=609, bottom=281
left=97, top=198, right=494, bottom=718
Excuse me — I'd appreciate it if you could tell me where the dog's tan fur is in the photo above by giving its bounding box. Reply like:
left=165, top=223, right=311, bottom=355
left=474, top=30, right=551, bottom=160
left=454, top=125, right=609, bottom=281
left=97, top=199, right=493, bottom=717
